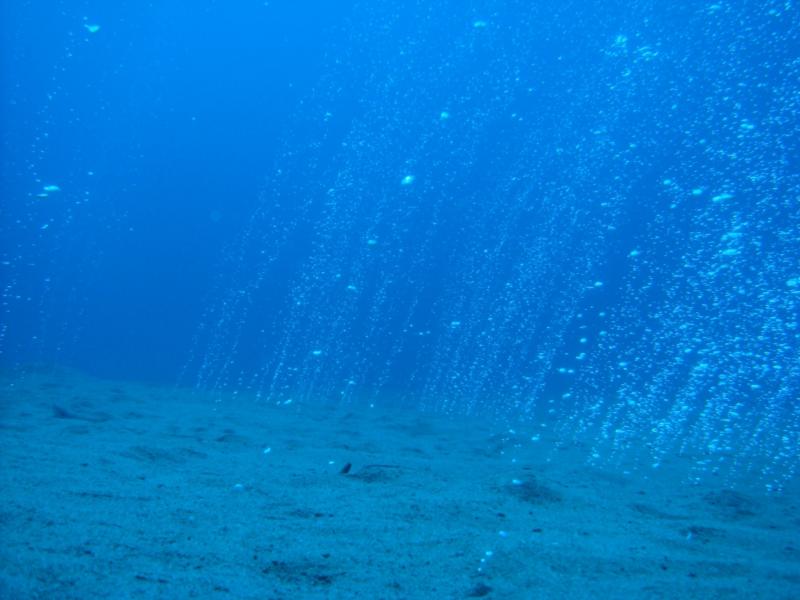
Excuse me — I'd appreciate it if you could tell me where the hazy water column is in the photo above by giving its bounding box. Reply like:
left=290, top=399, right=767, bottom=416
left=186, top=1, right=799, bottom=491
left=1, top=11, right=111, bottom=367
left=557, top=3, right=800, bottom=491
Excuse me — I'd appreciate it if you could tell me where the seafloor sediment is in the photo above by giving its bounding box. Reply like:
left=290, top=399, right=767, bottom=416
left=0, top=368, right=797, bottom=599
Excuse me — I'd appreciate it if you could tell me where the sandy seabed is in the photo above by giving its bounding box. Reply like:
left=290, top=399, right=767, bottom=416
left=0, top=368, right=798, bottom=599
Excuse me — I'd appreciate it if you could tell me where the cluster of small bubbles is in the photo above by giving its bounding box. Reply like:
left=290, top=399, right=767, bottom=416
left=185, top=0, right=799, bottom=492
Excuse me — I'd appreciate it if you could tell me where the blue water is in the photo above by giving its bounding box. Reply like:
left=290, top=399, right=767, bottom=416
left=2, top=2, right=798, bottom=491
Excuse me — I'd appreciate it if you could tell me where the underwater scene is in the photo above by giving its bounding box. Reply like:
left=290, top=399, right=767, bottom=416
left=1, top=1, right=799, bottom=598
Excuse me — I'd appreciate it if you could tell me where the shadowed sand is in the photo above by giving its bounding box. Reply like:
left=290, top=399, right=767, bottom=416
left=1, top=368, right=797, bottom=599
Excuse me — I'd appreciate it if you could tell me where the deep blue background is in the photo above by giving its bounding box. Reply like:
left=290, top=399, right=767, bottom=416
left=3, top=1, right=799, bottom=489
left=2, top=0, right=360, bottom=380
left=2, top=1, right=798, bottom=428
